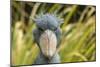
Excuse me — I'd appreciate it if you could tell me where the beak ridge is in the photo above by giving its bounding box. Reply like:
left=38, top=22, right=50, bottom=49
left=39, top=29, right=57, bottom=58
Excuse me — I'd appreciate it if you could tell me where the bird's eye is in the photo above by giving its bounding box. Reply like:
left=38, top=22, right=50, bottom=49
left=38, top=27, right=44, bottom=31
left=54, top=28, right=57, bottom=31
left=50, top=26, right=57, bottom=31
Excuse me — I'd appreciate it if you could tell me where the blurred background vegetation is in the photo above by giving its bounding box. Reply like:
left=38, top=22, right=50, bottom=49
left=11, top=1, right=96, bottom=66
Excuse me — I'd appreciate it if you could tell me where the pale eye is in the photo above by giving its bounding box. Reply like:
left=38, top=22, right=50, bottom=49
left=50, top=27, right=57, bottom=31
left=38, top=27, right=44, bottom=31
left=54, top=28, right=57, bottom=31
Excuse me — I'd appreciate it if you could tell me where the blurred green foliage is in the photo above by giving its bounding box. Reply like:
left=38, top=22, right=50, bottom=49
left=11, top=1, right=96, bottom=66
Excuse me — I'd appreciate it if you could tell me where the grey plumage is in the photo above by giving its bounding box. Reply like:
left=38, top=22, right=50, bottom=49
left=33, top=13, right=63, bottom=64
left=34, top=52, right=60, bottom=64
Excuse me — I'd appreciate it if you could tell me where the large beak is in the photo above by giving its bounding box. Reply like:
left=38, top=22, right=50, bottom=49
left=39, top=29, right=57, bottom=59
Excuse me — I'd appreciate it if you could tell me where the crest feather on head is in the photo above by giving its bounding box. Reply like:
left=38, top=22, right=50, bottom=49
left=32, top=13, right=63, bottom=30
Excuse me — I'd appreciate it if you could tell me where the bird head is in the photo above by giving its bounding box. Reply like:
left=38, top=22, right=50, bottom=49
left=33, top=13, right=63, bottom=59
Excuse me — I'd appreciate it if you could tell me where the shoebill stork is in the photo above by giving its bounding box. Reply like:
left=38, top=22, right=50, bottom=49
left=32, top=13, right=63, bottom=64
